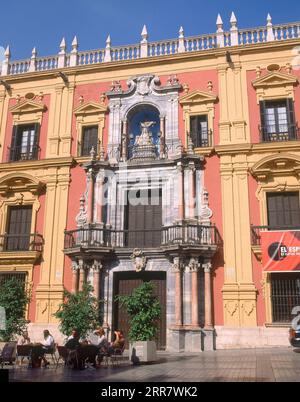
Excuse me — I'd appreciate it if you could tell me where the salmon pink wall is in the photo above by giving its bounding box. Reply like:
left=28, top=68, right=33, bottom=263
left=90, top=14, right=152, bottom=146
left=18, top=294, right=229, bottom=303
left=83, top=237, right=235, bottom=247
left=292, top=69, right=300, bottom=124
left=176, top=70, right=220, bottom=146
left=204, top=155, right=224, bottom=326
left=64, top=165, right=87, bottom=290
left=72, top=82, right=115, bottom=156
left=2, top=95, right=51, bottom=163
left=247, top=70, right=261, bottom=144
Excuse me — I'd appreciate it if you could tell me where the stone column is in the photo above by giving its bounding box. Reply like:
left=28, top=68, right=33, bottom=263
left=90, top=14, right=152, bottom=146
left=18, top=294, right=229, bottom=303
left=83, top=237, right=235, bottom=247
left=189, top=258, right=199, bottom=327
left=95, top=171, right=105, bottom=224
left=204, top=261, right=213, bottom=329
left=79, top=260, right=86, bottom=292
left=177, top=163, right=185, bottom=221
left=172, top=257, right=184, bottom=326
left=188, top=162, right=196, bottom=220
left=87, top=169, right=95, bottom=224
left=121, top=120, right=127, bottom=161
left=160, top=116, right=165, bottom=157
left=71, top=261, right=79, bottom=294
left=93, top=261, right=103, bottom=299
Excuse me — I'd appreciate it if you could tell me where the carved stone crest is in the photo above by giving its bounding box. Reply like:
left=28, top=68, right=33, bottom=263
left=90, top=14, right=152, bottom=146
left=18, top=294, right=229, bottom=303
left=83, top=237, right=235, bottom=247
left=131, top=249, right=147, bottom=272
left=136, top=75, right=152, bottom=95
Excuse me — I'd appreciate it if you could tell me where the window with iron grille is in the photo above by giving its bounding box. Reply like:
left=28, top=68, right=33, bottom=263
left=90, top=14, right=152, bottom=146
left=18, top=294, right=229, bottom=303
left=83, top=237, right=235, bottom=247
left=260, top=99, right=297, bottom=142
left=9, top=124, right=40, bottom=162
left=271, top=273, right=300, bottom=323
left=81, top=126, right=98, bottom=156
left=267, top=192, right=300, bottom=228
left=0, top=272, right=27, bottom=287
left=190, top=115, right=210, bottom=147
left=5, top=206, right=32, bottom=251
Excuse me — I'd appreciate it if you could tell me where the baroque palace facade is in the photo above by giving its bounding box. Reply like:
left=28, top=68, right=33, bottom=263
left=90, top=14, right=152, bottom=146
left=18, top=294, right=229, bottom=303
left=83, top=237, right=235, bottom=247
left=0, top=13, right=300, bottom=351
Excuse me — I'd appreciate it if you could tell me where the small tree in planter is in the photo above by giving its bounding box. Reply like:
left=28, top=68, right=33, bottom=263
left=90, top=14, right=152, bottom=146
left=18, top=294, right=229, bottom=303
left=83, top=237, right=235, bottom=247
left=0, top=277, right=32, bottom=342
left=54, top=284, right=102, bottom=340
left=116, top=281, right=161, bottom=363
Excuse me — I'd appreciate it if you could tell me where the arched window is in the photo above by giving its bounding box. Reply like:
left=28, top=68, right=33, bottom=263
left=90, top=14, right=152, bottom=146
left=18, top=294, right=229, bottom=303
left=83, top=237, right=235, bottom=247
left=127, top=105, right=160, bottom=158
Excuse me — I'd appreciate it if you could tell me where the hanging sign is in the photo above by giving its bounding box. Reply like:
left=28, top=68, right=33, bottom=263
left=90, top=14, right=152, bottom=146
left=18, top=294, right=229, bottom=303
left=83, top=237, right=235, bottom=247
left=261, top=230, right=300, bottom=272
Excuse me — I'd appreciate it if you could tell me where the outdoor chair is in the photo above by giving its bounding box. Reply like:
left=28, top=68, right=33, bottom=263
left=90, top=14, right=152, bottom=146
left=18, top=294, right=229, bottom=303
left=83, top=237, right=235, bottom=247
left=102, top=344, right=126, bottom=367
left=0, top=342, right=17, bottom=368
left=44, top=343, right=58, bottom=366
left=56, top=346, right=75, bottom=369
left=16, top=345, right=32, bottom=366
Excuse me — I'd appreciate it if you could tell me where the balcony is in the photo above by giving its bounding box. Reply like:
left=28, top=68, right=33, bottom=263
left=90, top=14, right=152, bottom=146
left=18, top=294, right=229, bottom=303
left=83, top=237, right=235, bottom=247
left=0, top=233, right=44, bottom=264
left=190, top=129, right=213, bottom=148
left=64, top=223, right=222, bottom=258
left=7, top=145, right=41, bottom=162
left=259, top=124, right=300, bottom=143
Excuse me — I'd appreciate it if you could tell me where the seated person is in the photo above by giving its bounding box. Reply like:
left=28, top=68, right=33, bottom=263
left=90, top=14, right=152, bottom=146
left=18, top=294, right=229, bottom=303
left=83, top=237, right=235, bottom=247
left=92, top=328, right=109, bottom=352
left=40, top=330, right=55, bottom=367
left=108, top=330, right=125, bottom=355
left=30, top=330, right=55, bottom=368
left=17, top=330, right=31, bottom=346
left=65, top=330, right=81, bottom=351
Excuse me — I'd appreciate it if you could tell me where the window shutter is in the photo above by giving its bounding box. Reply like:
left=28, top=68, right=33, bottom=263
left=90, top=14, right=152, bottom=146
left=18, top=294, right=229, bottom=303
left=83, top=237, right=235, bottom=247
left=33, top=123, right=40, bottom=158
left=82, top=126, right=98, bottom=156
left=286, top=98, right=296, bottom=139
left=10, top=126, right=18, bottom=161
left=190, top=116, right=198, bottom=147
left=259, top=101, right=266, bottom=140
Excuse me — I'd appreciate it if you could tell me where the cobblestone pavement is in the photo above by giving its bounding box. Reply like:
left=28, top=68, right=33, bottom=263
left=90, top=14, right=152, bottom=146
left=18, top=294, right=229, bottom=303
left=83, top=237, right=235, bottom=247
left=7, top=347, right=300, bottom=382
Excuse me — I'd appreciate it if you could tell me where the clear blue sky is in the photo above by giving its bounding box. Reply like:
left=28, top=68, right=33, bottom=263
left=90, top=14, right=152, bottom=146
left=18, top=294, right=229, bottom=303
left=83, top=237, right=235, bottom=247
left=0, top=0, right=300, bottom=60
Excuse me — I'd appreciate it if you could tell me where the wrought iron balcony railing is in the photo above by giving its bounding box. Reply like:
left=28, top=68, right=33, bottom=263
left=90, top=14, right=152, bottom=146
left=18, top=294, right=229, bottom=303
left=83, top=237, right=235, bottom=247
left=0, top=233, right=44, bottom=252
left=251, top=225, right=300, bottom=246
left=190, top=129, right=213, bottom=148
left=7, top=145, right=41, bottom=162
left=64, top=224, right=222, bottom=251
left=259, top=124, right=300, bottom=142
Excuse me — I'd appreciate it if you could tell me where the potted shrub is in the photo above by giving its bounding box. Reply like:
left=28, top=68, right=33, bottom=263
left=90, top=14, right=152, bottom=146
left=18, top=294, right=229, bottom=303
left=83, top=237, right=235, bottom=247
left=54, top=283, right=102, bottom=339
left=116, top=281, right=161, bottom=364
left=0, top=277, right=31, bottom=343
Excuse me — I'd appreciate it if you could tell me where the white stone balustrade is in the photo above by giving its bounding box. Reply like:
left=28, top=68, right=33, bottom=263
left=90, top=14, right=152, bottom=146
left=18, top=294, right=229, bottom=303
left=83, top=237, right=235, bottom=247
left=1, top=13, right=300, bottom=76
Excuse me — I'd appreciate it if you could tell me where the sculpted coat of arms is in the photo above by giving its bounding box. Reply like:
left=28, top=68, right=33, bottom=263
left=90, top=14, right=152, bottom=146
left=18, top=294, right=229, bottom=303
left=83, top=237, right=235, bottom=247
left=131, top=249, right=147, bottom=272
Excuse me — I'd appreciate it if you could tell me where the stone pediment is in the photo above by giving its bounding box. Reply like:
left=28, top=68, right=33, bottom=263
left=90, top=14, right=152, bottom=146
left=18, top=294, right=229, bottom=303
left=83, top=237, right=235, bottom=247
left=180, top=90, right=218, bottom=105
left=10, top=100, right=47, bottom=115
left=252, top=72, right=298, bottom=89
left=74, top=101, right=107, bottom=116
left=251, top=153, right=300, bottom=181
left=0, top=173, right=45, bottom=197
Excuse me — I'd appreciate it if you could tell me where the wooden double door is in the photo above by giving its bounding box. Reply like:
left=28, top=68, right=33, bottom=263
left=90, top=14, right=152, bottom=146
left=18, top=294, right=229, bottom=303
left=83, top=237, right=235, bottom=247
left=113, top=271, right=167, bottom=350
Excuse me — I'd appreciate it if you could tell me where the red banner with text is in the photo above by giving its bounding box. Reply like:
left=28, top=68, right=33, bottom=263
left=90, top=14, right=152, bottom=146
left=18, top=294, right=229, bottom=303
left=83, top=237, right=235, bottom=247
left=261, top=230, right=300, bottom=272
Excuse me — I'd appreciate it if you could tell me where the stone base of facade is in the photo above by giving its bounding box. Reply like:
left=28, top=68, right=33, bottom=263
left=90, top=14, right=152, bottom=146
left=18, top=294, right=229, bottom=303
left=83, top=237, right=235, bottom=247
left=168, top=326, right=216, bottom=352
left=27, top=323, right=65, bottom=345
left=215, top=326, right=290, bottom=349
left=25, top=324, right=290, bottom=351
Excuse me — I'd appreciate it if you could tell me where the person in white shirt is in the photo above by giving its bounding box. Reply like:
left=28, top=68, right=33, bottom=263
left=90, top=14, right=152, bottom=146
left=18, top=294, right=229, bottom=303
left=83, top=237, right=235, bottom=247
left=41, top=330, right=55, bottom=367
